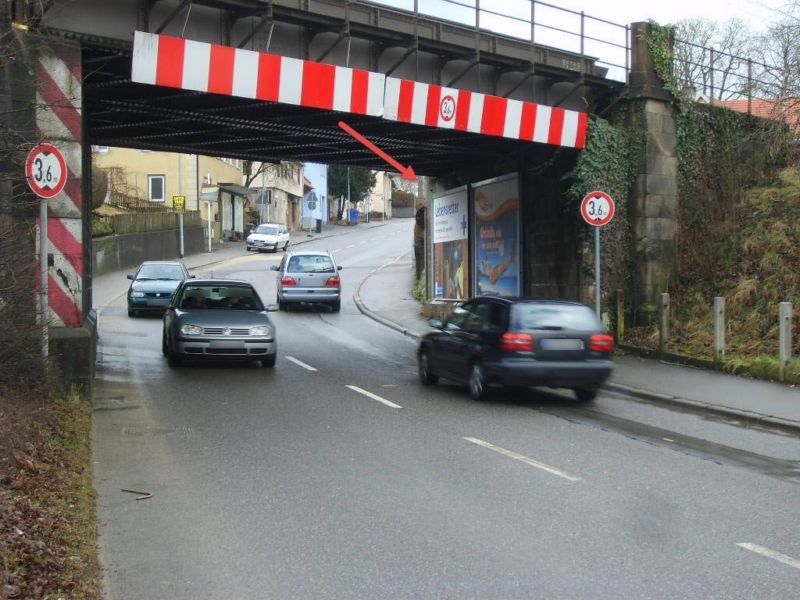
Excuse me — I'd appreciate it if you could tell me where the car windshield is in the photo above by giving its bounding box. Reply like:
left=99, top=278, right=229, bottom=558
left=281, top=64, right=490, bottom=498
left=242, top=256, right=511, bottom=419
left=255, top=225, right=279, bottom=235
left=287, top=255, right=335, bottom=273
left=177, top=285, right=262, bottom=310
left=511, top=303, right=600, bottom=331
left=137, top=264, right=184, bottom=280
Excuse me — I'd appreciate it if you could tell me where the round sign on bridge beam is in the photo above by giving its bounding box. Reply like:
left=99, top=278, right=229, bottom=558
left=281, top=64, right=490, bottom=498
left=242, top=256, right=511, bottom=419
left=25, top=143, right=68, bottom=199
left=580, top=191, right=615, bottom=227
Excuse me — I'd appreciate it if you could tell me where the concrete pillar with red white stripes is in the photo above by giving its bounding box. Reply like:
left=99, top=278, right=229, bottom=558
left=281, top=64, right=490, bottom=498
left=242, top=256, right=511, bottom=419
left=35, top=41, right=86, bottom=329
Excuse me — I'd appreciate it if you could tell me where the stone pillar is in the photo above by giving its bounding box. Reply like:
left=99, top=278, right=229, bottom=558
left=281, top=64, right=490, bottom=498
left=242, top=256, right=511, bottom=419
left=628, top=22, right=679, bottom=324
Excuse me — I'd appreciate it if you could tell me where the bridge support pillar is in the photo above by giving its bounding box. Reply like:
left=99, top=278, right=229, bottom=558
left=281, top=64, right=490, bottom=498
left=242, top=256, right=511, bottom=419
left=16, top=34, right=95, bottom=394
left=627, top=22, right=679, bottom=326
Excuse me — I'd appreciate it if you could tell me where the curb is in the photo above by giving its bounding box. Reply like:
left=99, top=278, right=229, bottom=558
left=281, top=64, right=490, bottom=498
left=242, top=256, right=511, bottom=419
left=604, top=382, right=800, bottom=434
left=353, top=252, right=422, bottom=343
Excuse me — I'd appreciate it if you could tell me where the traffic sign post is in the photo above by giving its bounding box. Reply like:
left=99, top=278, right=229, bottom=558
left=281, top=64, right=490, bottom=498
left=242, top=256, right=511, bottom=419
left=581, top=191, right=616, bottom=318
left=26, top=143, right=68, bottom=358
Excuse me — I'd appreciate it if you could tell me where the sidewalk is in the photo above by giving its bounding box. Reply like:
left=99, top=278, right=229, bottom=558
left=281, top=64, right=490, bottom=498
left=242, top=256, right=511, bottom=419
left=354, top=255, right=800, bottom=434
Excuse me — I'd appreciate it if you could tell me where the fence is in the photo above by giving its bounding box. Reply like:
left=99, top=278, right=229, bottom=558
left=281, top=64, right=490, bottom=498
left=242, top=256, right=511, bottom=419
left=96, top=211, right=201, bottom=235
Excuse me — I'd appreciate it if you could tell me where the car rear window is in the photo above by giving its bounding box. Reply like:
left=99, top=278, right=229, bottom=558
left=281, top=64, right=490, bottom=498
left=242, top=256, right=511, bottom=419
left=255, top=225, right=279, bottom=235
left=287, top=255, right=335, bottom=273
left=511, top=303, right=601, bottom=331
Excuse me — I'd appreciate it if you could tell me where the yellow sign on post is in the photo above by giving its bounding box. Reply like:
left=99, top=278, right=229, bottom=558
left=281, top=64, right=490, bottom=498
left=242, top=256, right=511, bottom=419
left=173, top=195, right=186, bottom=212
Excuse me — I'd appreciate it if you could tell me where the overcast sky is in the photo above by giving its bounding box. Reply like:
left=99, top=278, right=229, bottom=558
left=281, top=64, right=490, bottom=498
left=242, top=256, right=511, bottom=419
left=556, top=0, right=786, bottom=29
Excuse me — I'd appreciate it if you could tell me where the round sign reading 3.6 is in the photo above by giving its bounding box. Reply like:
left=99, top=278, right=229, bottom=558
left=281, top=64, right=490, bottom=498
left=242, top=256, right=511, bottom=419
left=580, top=191, right=615, bottom=227
left=25, top=143, right=68, bottom=199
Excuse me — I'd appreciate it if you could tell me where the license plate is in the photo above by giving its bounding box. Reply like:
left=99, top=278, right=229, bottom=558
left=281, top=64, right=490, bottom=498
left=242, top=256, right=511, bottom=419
left=540, top=338, right=583, bottom=350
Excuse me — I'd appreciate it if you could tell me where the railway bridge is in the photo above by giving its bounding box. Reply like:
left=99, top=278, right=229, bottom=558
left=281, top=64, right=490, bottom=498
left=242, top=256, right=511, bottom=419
left=1, top=0, right=677, bottom=385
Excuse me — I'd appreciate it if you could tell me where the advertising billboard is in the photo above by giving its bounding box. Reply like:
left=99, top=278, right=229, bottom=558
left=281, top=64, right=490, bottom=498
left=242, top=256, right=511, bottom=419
left=431, top=186, right=469, bottom=300
left=472, top=173, right=520, bottom=297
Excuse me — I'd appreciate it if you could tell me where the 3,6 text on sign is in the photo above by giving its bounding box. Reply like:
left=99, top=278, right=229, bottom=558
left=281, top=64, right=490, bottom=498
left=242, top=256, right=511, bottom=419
left=580, top=191, right=615, bottom=227
left=25, top=143, right=68, bottom=199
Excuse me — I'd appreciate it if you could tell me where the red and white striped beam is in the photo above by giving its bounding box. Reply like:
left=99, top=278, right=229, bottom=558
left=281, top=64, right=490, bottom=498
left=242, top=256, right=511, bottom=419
left=383, top=78, right=588, bottom=148
left=132, top=31, right=386, bottom=117
left=131, top=31, right=589, bottom=150
left=36, top=50, right=84, bottom=328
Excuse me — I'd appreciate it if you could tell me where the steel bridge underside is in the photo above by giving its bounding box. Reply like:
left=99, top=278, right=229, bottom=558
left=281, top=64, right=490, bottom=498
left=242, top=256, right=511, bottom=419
left=52, top=0, right=625, bottom=176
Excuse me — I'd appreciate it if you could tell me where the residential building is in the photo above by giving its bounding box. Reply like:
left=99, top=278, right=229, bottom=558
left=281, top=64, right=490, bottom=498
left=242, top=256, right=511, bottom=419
left=363, top=171, right=393, bottom=220
left=247, top=161, right=304, bottom=230
left=91, top=147, right=248, bottom=241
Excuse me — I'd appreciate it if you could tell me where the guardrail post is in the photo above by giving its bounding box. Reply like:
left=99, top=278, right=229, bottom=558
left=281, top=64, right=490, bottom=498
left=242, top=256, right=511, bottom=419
left=714, top=296, right=725, bottom=364
left=658, top=292, right=669, bottom=358
left=779, top=302, right=792, bottom=382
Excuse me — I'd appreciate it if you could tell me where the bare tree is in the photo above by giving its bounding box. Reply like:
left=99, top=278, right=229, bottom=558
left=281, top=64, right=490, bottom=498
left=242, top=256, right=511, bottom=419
left=674, top=18, right=756, bottom=100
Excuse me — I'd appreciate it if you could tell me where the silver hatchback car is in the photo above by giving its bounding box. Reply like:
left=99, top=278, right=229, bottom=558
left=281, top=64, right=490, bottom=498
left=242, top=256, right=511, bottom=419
left=271, top=250, right=342, bottom=312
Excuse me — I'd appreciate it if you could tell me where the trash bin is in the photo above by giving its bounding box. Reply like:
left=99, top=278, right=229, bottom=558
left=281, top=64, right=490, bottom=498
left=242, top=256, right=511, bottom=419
left=315, top=219, right=322, bottom=233
left=349, top=208, right=360, bottom=224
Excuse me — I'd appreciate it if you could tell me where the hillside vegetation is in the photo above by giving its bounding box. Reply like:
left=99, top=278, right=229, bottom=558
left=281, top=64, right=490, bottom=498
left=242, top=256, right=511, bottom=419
left=630, top=168, right=800, bottom=381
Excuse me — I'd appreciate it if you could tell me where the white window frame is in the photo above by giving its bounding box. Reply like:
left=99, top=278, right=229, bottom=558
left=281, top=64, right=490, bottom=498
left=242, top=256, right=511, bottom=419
left=148, top=174, right=165, bottom=203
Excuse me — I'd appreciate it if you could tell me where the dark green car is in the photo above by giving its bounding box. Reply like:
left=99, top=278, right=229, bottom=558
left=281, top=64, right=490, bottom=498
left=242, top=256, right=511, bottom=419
left=126, top=261, right=192, bottom=317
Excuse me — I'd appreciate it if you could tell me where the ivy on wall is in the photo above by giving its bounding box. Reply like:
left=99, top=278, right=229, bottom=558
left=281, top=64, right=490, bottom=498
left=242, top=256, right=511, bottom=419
left=563, top=112, right=639, bottom=309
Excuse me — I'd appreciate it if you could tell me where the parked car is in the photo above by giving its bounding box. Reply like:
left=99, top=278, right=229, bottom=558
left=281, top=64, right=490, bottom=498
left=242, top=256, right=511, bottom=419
left=270, top=250, right=342, bottom=312
left=162, top=279, right=279, bottom=367
left=417, top=296, right=614, bottom=402
left=127, top=261, right=192, bottom=317
left=246, top=222, right=290, bottom=253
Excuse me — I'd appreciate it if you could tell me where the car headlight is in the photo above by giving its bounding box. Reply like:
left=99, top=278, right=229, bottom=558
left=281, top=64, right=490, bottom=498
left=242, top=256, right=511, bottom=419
left=246, top=236, right=254, bottom=242
left=130, top=291, right=145, bottom=298
left=249, top=325, right=271, bottom=336
left=180, top=324, right=203, bottom=335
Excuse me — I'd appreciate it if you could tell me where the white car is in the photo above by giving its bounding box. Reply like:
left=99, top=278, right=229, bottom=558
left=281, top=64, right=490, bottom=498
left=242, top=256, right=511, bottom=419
left=246, top=223, right=290, bottom=253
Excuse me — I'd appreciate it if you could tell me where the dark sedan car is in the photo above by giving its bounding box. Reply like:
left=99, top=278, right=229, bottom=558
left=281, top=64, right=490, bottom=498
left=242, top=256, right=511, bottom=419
left=162, top=279, right=278, bottom=368
left=417, top=297, right=614, bottom=401
left=127, top=261, right=192, bottom=317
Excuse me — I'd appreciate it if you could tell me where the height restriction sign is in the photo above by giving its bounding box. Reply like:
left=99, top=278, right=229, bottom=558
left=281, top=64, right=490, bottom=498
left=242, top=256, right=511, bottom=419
left=580, top=191, right=615, bottom=227
left=25, top=143, right=67, bottom=199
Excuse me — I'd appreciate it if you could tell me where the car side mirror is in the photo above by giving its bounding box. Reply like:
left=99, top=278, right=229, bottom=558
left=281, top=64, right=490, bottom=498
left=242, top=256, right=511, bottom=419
left=429, top=318, right=443, bottom=329
left=126, top=274, right=134, bottom=280
left=269, top=265, right=279, bottom=271
left=265, top=303, right=279, bottom=312
left=337, top=265, right=343, bottom=271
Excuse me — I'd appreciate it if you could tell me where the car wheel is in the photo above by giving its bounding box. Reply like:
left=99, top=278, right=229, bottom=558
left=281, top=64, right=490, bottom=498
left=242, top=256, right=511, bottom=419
left=161, top=332, right=168, bottom=356
left=468, top=361, right=490, bottom=401
left=277, top=295, right=286, bottom=311
left=246, top=246, right=251, bottom=252
left=262, top=353, right=277, bottom=368
left=128, top=308, right=136, bottom=318
left=574, top=388, right=598, bottom=403
left=283, top=241, right=289, bottom=251
left=330, top=299, right=341, bottom=313
left=166, top=340, right=181, bottom=368
left=418, top=349, right=438, bottom=385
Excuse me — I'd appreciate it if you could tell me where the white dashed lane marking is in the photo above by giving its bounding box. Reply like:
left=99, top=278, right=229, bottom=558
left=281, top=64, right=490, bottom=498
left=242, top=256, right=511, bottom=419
left=346, top=385, right=402, bottom=409
left=737, top=543, right=800, bottom=570
left=463, top=437, right=581, bottom=482
left=285, top=356, right=318, bottom=372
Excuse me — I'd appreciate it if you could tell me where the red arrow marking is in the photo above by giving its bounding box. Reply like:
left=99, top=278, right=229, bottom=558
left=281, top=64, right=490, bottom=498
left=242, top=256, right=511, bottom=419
left=338, top=121, right=417, bottom=181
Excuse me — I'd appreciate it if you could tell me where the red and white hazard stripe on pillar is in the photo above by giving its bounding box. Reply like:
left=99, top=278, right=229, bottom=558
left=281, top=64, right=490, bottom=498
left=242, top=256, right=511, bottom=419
left=36, top=48, right=84, bottom=327
left=132, top=31, right=386, bottom=116
left=383, top=77, right=588, bottom=148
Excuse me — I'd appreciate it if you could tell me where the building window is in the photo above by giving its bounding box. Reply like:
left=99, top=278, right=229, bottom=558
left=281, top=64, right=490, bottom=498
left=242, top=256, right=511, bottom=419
left=148, top=175, right=165, bottom=202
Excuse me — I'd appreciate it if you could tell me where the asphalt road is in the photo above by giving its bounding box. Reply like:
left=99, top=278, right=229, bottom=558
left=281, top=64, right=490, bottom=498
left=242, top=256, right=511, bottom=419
left=93, top=220, right=800, bottom=599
